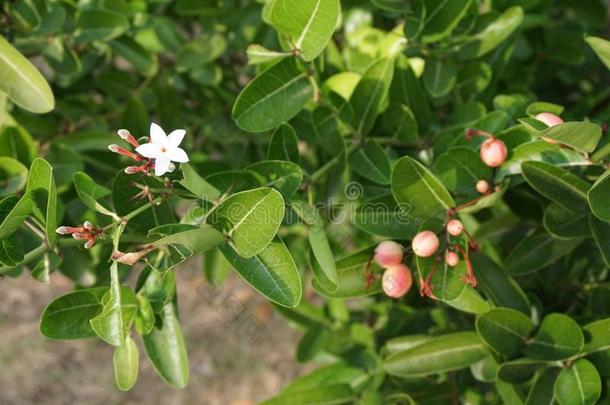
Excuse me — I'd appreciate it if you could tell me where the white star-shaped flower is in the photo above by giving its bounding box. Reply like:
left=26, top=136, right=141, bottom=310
left=136, top=123, right=189, bottom=176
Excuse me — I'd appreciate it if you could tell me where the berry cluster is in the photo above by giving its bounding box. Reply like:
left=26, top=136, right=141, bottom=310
left=373, top=241, right=412, bottom=298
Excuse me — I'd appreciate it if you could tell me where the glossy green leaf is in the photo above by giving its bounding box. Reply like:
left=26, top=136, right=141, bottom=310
left=261, top=384, right=355, bottom=405
left=232, top=58, right=314, bottom=132
left=554, top=359, right=601, bottom=405
left=308, top=221, right=339, bottom=291
left=247, top=44, right=290, bottom=65
left=26, top=158, right=57, bottom=247
left=0, top=36, right=54, bottom=113
left=582, top=319, right=610, bottom=376
left=390, top=55, right=431, bottom=130
left=152, top=224, right=225, bottom=254
left=349, top=58, right=394, bottom=136
left=47, top=142, right=84, bottom=191
left=538, top=122, right=602, bottom=153
left=524, top=313, right=584, bottom=361
left=40, top=287, right=107, bottom=340
left=179, top=163, right=221, bottom=202
left=0, top=157, right=27, bottom=196
left=75, top=9, right=129, bottom=43
left=525, top=368, right=560, bottom=405
left=282, top=363, right=366, bottom=393
left=391, top=156, right=454, bottom=220
left=384, top=332, right=487, bottom=377
left=459, top=7, right=524, bottom=59
left=268, top=123, right=300, bottom=163
left=0, top=125, right=36, bottom=166
left=354, top=194, right=419, bottom=239
left=270, top=0, right=340, bottom=61
left=435, top=147, right=491, bottom=199
left=43, top=39, right=81, bottom=76
left=134, top=295, right=155, bottom=336
left=143, top=302, right=189, bottom=389
left=220, top=238, right=302, bottom=307
left=176, top=34, right=227, bottom=70
left=381, top=103, right=418, bottom=145
left=208, top=187, right=284, bottom=257
left=497, top=358, right=546, bottom=383
left=0, top=194, right=32, bottom=240
left=110, top=37, right=158, bottom=77
left=476, top=308, right=533, bottom=357
left=586, top=36, right=610, bottom=70
left=418, top=0, right=473, bottom=43
left=349, top=140, right=391, bottom=185
left=589, top=216, right=610, bottom=268
left=113, top=335, right=139, bottom=391
left=245, top=160, right=303, bottom=199
left=543, top=203, right=590, bottom=239
left=588, top=169, right=610, bottom=221
left=521, top=161, right=590, bottom=213
left=506, top=230, right=581, bottom=275
left=423, top=58, right=456, bottom=98
left=73, top=171, right=115, bottom=217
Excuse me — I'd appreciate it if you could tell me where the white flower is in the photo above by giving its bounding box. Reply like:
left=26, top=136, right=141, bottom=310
left=135, top=123, right=189, bottom=176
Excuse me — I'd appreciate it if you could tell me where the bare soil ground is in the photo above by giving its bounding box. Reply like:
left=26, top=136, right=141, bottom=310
left=0, top=264, right=306, bottom=405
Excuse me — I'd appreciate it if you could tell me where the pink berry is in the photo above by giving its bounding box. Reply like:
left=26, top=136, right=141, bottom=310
left=374, top=241, right=403, bottom=268
left=480, top=138, right=508, bottom=168
left=446, top=220, right=464, bottom=237
left=535, top=112, right=564, bottom=128
left=476, top=180, right=490, bottom=194
left=382, top=264, right=413, bottom=298
left=412, top=231, right=440, bottom=258
left=446, top=251, right=459, bottom=267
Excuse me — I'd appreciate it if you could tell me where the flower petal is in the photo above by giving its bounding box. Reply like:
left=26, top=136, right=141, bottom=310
left=154, top=157, right=172, bottom=176
left=135, top=142, right=163, bottom=158
left=167, top=147, right=189, bottom=163
left=150, top=122, right=167, bottom=144
left=167, top=129, right=186, bottom=147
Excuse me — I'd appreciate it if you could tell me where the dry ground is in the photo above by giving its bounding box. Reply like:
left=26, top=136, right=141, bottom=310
left=0, top=263, right=306, bottom=404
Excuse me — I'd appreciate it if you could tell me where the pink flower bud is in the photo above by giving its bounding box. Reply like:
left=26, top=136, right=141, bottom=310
left=374, top=241, right=403, bottom=268
left=412, top=231, right=440, bottom=258
left=480, top=138, right=507, bottom=168
left=446, top=251, right=459, bottom=267
left=446, top=220, right=464, bottom=237
left=382, top=264, right=413, bottom=298
left=84, top=239, right=95, bottom=249
left=476, top=180, right=490, bottom=194
left=117, top=129, right=140, bottom=148
left=535, top=112, right=564, bottom=128
left=83, top=221, right=94, bottom=230
left=72, top=232, right=85, bottom=240
left=56, top=226, right=70, bottom=234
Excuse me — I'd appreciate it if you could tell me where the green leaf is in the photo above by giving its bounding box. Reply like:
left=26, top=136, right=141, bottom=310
left=245, top=160, right=303, bottom=199
left=281, top=363, right=366, bottom=393
left=313, top=247, right=382, bottom=298
left=497, top=358, right=546, bottom=383
left=220, top=238, right=302, bottom=308
left=0, top=125, right=36, bottom=166
left=152, top=224, right=225, bottom=254
left=270, top=0, right=341, bottom=61
left=391, top=156, right=454, bottom=220
left=0, top=194, right=32, bottom=240
left=384, top=332, right=487, bottom=377
left=524, top=313, right=584, bottom=361
left=0, top=228, right=24, bottom=267
left=349, top=140, right=391, bottom=185
left=0, top=36, right=54, bottom=113
left=476, top=308, right=533, bottom=357
left=458, top=6, right=524, bottom=59
left=0, top=157, right=27, bottom=196
left=179, top=163, right=221, bottom=202
left=232, top=58, right=314, bottom=133
left=47, top=142, right=84, bottom=191
left=110, top=37, right=158, bottom=77
left=538, top=122, right=602, bottom=153
left=435, top=147, right=492, bottom=199
left=521, top=161, right=590, bottom=213
left=354, top=194, right=419, bottom=239
left=525, top=368, right=560, bottom=405
left=506, top=230, right=581, bottom=275
left=40, top=287, right=107, bottom=340
left=381, top=103, right=419, bottom=146
left=554, top=359, right=601, bottom=405
left=176, top=34, right=227, bottom=70
left=134, top=295, right=155, bottom=335
left=589, top=216, right=610, bottom=268
left=586, top=36, right=610, bottom=70
left=208, top=187, right=284, bottom=258
left=246, top=44, right=290, bottom=65
left=75, top=9, right=129, bottom=43
left=43, top=39, right=81, bottom=76
left=90, top=263, right=138, bottom=346
left=308, top=221, right=339, bottom=291
left=261, top=384, right=355, bottom=405
left=445, top=286, right=491, bottom=315
left=390, top=55, right=431, bottom=130
left=349, top=58, right=394, bottom=136
left=582, top=319, right=610, bottom=376
left=423, top=58, right=457, bottom=98
left=543, top=203, right=590, bottom=239
left=73, top=171, right=115, bottom=217
left=26, top=158, right=57, bottom=247
left=588, top=169, right=610, bottom=221
left=472, top=253, right=530, bottom=315
left=417, top=0, right=473, bottom=43
left=113, top=335, right=139, bottom=391
left=268, top=123, right=300, bottom=163
left=142, top=302, right=189, bottom=389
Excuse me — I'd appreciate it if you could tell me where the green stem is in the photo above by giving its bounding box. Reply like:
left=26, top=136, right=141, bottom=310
left=310, top=143, right=358, bottom=183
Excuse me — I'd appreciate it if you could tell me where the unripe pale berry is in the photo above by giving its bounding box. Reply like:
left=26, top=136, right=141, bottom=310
left=412, top=231, right=440, bottom=258
left=382, top=264, right=413, bottom=298
left=374, top=241, right=403, bottom=268
left=535, top=112, right=564, bottom=128
left=476, top=180, right=490, bottom=194
left=446, top=251, right=459, bottom=267
left=446, top=220, right=464, bottom=237
left=480, top=138, right=508, bottom=168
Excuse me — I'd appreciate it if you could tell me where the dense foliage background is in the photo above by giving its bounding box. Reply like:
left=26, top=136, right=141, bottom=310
left=1, top=0, right=610, bottom=403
